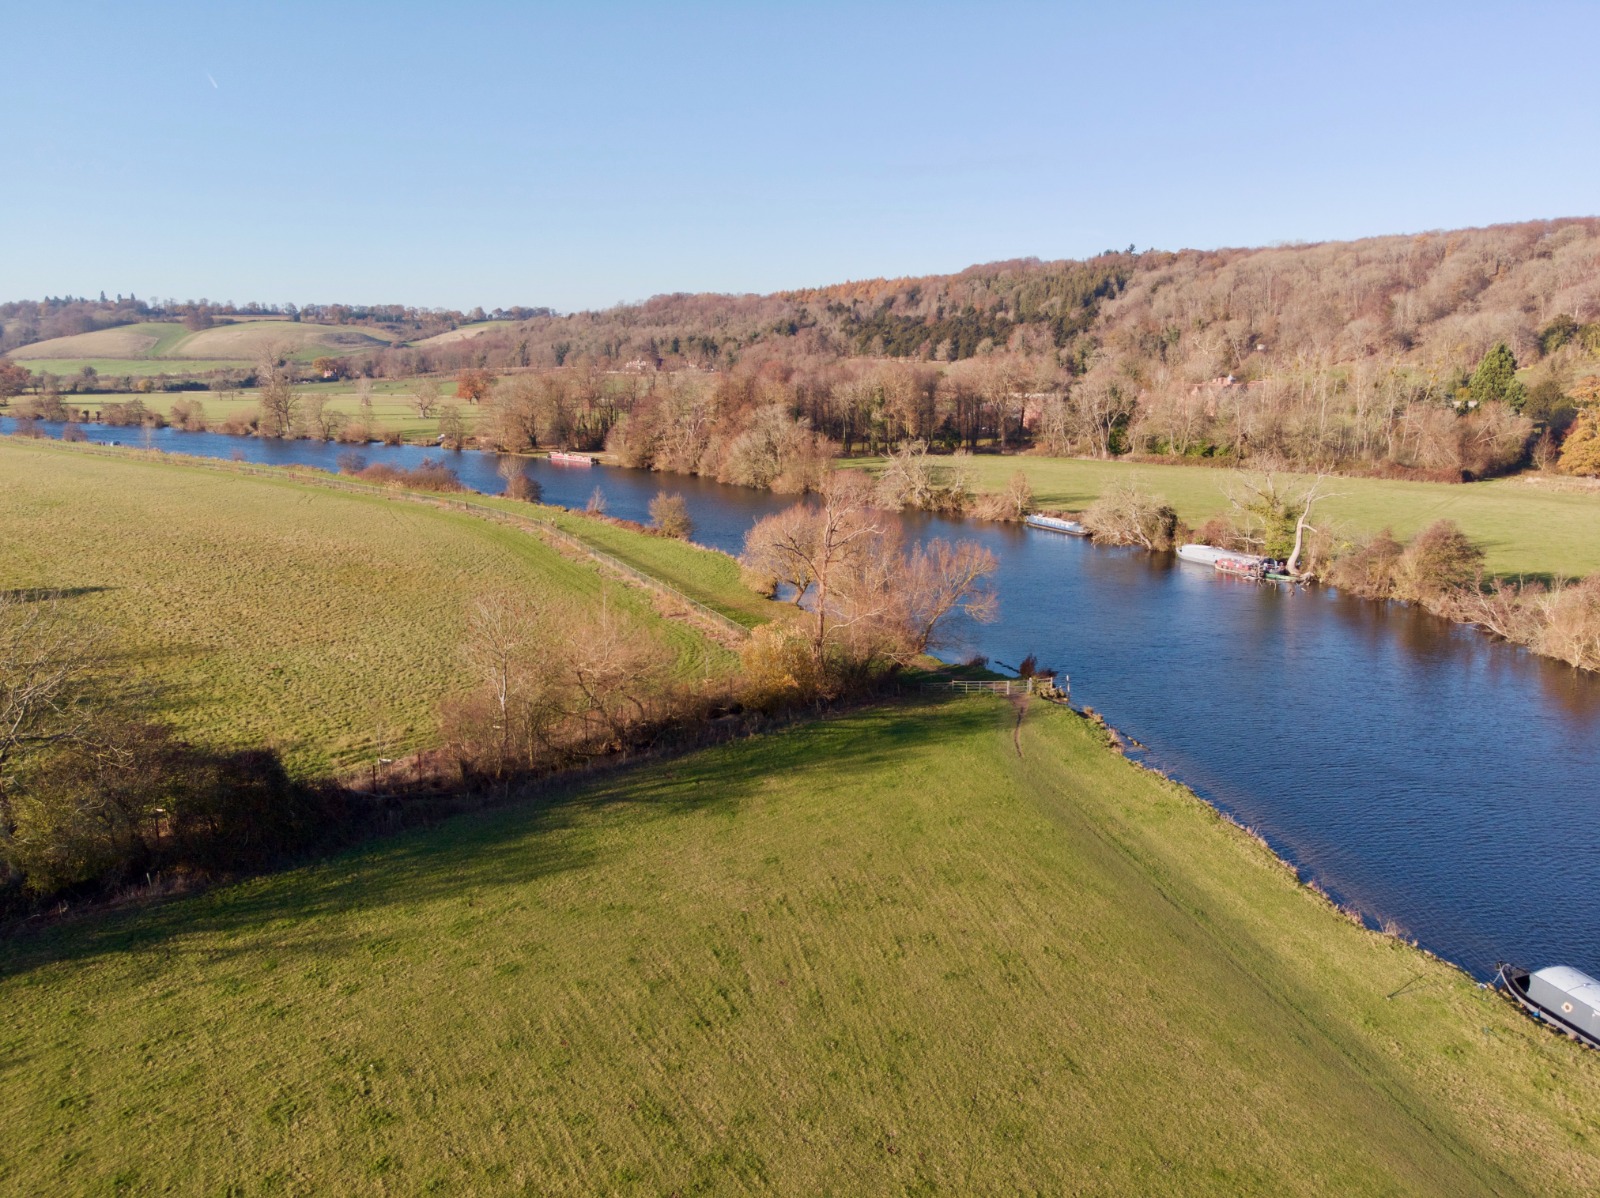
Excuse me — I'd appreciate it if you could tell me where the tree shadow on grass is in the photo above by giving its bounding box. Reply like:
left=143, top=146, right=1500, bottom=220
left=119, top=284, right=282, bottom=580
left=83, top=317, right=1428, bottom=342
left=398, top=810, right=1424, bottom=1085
left=0, top=697, right=999, bottom=982
left=1, top=586, right=113, bottom=603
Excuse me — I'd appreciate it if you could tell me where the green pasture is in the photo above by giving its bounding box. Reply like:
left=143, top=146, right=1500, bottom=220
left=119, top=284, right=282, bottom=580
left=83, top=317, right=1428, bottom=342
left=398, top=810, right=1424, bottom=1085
left=904, top=454, right=1600, bottom=580
left=4, top=697, right=1597, bottom=1194
left=52, top=386, right=484, bottom=441
left=15, top=359, right=252, bottom=379
left=0, top=439, right=731, bottom=773
left=8, top=319, right=396, bottom=365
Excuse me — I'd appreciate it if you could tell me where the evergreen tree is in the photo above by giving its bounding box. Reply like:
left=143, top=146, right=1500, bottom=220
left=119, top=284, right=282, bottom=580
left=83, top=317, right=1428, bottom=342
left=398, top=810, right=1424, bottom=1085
left=1467, top=342, right=1527, bottom=411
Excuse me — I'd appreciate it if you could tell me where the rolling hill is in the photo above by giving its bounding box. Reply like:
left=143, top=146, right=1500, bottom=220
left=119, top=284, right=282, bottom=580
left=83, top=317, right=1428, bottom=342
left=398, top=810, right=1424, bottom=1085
left=8, top=318, right=398, bottom=366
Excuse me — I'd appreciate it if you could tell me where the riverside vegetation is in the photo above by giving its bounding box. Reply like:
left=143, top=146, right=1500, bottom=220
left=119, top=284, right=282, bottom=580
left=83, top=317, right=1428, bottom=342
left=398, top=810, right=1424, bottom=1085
left=4, top=697, right=1600, bottom=1195
left=0, top=439, right=994, bottom=912
left=5, top=441, right=1600, bottom=1194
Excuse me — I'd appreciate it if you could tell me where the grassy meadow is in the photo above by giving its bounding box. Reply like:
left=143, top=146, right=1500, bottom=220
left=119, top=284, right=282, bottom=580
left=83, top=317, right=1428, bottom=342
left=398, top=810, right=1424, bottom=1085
left=0, top=439, right=736, bottom=773
left=891, top=453, right=1600, bottom=580
left=3, top=697, right=1597, bottom=1194
left=9, top=319, right=398, bottom=366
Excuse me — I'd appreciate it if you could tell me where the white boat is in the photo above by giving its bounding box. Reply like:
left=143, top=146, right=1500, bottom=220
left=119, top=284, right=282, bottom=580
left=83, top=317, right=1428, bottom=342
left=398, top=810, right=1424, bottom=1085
left=1024, top=514, right=1087, bottom=536
left=1177, top=543, right=1262, bottom=567
left=548, top=451, right=595, bottom=466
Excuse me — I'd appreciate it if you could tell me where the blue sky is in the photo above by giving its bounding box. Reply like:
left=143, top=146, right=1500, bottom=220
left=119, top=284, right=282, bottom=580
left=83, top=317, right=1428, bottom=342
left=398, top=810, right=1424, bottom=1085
left=4, top=1, right=1597, bottom=312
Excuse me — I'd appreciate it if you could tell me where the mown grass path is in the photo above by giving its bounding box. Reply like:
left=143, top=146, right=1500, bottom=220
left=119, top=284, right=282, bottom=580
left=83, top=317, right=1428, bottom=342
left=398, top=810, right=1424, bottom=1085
left=0, top=439, right=734, bottom=773
left=3, top=698, right=1596, bottom=1195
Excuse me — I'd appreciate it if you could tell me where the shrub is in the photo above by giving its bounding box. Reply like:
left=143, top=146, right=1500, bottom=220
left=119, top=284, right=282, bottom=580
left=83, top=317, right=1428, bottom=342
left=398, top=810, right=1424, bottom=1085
left=352, top=457, right=464, bottom=492
left=1392, top=520, right=1484, bottom=603
left=1533, top=576, right=1600, bottom=671
left=971, top=470, right=1035, bottom=521
left=169, top=398, right=207, bottom=431
left=1325, top=529, right=1405, bottom=598
left=649, top=492, right=694, bottom=539
left=1081, top=480, right=1178, bottom=549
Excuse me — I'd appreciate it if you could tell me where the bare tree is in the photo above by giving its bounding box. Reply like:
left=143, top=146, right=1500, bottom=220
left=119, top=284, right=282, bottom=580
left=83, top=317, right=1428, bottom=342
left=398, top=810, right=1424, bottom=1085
left=742, top=505, right=819, bottom=605
left=1081, top=479, right=1178, bottom=549
left=898, top=539, right=999, bottom=655
left=438, top=403, right=466, bottom=450
left=255, top=348, right=300, bottom=438
left=412, top=379, right=442, bottom=420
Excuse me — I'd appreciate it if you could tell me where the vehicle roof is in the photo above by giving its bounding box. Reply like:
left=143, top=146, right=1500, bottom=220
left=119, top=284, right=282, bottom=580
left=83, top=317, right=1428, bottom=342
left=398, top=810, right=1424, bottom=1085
left=1531, top=965, right=1600, bottom=1004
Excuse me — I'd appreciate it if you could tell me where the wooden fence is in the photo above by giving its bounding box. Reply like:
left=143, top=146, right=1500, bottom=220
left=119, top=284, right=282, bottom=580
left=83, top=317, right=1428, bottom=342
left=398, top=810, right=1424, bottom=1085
left=922, top=676, right=1070, bottom=701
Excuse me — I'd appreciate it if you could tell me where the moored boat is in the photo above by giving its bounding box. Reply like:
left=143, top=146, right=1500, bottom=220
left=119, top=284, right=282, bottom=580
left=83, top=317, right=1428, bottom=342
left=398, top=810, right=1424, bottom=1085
left=1024, top=514, right=1087, bottom=536
left=1213, top=555, right=1264, bottom=578
left=1496, top=962, right=1600, bottom=1048
left=1176, top=543, right=1262, bottom=567
left=548, top=450, right=596, bottom=466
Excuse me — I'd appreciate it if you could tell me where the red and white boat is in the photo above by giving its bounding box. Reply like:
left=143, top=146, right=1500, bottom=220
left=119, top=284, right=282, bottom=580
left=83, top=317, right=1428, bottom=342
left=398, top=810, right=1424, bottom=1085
left=548, top=451, right=595, bottom=466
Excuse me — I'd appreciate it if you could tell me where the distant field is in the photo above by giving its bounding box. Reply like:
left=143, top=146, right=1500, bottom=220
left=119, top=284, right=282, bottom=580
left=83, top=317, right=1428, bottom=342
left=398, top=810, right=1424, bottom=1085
left=0, top=439, right=731, bottom=773
left=4, top=697, right=1598, bottom=1194
left=9, top=318, right=396, bottom=365
left=899, top=454, right=1600, bottom=579
left=409, top=320, right=517, bottom=348
left=14, top=358, right=252, bottom=378
left=61, top=387, right=485, bottom=440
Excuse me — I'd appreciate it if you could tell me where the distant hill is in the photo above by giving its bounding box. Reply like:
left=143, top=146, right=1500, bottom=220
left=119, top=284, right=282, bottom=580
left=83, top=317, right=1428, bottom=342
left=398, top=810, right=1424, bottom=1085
left=9, top=318, right=398, bottom=364
left=407, top=320, right=518, bottom=349
left=412, top=217, right=1599, bottom=379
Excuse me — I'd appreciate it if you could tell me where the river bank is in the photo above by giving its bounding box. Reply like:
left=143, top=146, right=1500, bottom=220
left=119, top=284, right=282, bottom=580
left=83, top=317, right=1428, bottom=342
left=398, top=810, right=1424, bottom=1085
left=7, top=426, right=1600, bottom=976
left=3, top=694, right=1597, bottom=1195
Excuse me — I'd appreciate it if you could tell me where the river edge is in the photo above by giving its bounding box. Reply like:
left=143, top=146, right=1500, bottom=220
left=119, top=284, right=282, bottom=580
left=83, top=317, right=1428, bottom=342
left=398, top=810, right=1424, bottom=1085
left=6, top=414, right=1591, bottom=678
left=0, top=435, right=1543, bottom=991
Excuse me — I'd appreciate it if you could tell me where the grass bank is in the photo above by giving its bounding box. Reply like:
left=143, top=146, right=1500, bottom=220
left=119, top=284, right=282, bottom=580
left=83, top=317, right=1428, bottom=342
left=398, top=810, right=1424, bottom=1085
left=0, top=439, right=737, bottom=774
left=3, top=697, right=1596, bottom=1195
left=867, top=454, right=1600, bottom=580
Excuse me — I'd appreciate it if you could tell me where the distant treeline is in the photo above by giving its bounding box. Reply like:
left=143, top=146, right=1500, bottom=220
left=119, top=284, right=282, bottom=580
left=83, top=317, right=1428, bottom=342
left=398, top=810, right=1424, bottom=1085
left=7, top=218, right=1600, bottom=478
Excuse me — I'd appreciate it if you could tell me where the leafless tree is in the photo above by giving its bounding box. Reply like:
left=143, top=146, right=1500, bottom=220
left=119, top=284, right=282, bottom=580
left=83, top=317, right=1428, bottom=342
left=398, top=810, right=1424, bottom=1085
left=412, top=379, right=442, bottom=420
left=897, top=539, right=999, bottom=655
left=255, top=348, right=300, bottom=438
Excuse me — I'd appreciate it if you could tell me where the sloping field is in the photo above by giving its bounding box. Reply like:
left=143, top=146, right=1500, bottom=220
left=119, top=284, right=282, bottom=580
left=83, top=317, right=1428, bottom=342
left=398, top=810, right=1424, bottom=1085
left=928, top=454, right=1600, bottom=579
left=408, top=319, right=517, bottom=348
left=7, top=321, right=190, bottom=360
left=174, top=321, right=396, bottom=360
left=8, top=319, right=395, bottom=364
left=3, top=698, right=1597, bottom=1194
left=0, top=439, right=730, bottom=772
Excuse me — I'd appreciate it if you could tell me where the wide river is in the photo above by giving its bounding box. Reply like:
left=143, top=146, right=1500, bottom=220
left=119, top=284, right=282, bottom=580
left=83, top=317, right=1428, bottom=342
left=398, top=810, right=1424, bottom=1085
left=8, top=420, right=1600, bottom=978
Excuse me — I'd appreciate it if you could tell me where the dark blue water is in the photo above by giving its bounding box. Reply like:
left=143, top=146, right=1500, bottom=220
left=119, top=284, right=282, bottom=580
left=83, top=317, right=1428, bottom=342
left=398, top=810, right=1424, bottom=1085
left=7, top=419, right=1599, bottom=977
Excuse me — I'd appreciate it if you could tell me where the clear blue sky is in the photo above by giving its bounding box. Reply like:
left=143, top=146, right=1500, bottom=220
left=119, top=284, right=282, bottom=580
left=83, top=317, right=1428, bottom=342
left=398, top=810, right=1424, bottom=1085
left=4, top=1, right=1597, bottom=312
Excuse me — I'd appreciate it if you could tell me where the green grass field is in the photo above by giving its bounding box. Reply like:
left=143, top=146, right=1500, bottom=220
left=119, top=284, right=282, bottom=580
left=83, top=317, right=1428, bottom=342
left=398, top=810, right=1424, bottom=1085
left=0, top=439, right=733, bottom=773
left=3, top=697, right=1596, bottom=1195
left=9, top=319, right=397, bottom=365
left=18, top=359, right=254, bottom=378
left=52, top=385, right=485, bottom=441
left=905, top=454, right=1600, bottom=579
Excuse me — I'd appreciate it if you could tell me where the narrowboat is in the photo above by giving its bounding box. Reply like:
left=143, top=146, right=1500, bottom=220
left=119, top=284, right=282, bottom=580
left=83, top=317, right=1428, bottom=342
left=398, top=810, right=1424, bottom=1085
left=1176, top=543, right=1262, bottom=567
left=1024, top=514, right=1087, bottom=536
left=1496, top=963, right=1600, bottom=1049
left=548, top=451, right=595, bottom=466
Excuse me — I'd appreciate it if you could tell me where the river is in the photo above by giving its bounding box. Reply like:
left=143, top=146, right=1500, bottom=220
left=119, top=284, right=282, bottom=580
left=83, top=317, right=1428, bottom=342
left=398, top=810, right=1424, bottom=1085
left=6, top=418, right=1599, bottom=978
